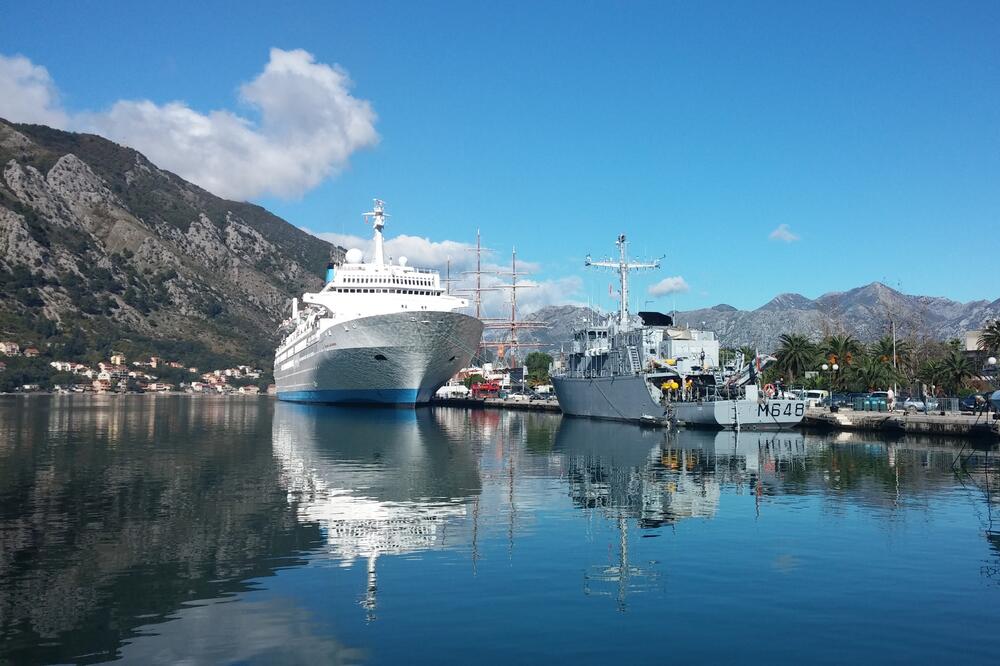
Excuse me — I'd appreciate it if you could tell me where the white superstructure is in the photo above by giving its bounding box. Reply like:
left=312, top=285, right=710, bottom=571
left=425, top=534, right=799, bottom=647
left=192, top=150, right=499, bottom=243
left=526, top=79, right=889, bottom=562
left=274, top=200, right=484, bottom=404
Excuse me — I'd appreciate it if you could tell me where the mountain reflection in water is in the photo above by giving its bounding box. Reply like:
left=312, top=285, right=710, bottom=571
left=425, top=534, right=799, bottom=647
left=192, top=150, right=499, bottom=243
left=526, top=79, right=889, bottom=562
left=3, top=396, right=1000, bottom=664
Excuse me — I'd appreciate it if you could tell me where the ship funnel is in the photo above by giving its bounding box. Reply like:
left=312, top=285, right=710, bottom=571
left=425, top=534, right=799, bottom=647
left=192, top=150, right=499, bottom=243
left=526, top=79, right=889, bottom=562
left=325, top=261, right=335, bottom=283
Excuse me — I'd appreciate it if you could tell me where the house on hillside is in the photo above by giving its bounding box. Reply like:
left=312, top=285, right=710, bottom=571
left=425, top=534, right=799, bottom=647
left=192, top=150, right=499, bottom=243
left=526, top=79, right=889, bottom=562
left=23, top=347, right=40, bottom=358
left=0, top=342, right=19, bottom=356
left=110, top=353, right=126, bottom=366
left=238, top=385, right=260, bottom=395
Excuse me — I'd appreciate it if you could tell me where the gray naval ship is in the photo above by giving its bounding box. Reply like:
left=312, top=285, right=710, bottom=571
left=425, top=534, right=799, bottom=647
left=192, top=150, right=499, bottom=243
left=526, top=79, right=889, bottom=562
left=551, top=234, right=805, bottom=430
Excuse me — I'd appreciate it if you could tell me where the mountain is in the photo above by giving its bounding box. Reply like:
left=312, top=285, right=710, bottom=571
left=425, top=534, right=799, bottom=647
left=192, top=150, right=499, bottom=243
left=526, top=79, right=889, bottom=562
left=523, top=283, right=1000, bottom=352
left=0, top=119, right=342, bottom=367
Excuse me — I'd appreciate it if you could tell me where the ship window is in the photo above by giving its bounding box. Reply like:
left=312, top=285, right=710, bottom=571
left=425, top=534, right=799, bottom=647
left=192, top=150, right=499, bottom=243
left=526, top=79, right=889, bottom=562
left=374, top=354, right=387, bottom=361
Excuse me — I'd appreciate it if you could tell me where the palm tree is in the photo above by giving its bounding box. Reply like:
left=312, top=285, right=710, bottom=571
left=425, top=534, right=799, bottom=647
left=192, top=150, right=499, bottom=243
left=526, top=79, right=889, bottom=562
left=850, top=356, right=897, bottom=392
left=979, top=320, right=1000, bottom=355
left=917, top=359, right=946, bottom=389
left=821, top=334, right=862, bottom=368
left=941, top=350, right=973, bottom=394
left=869, top=335, right=912, bottom=368
left=737, top=345, right=757, bottom=362
left=774, top=334, right=817, bottom=383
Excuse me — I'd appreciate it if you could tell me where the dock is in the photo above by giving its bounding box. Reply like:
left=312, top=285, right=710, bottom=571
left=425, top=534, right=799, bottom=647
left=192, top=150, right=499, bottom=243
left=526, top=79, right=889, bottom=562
left=803, top=408, right=1000, bottom=441
left=431, top=397, right=562, bottom=413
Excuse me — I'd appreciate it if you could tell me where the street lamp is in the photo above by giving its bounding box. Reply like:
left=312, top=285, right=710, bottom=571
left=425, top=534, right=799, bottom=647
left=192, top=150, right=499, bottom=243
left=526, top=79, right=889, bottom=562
left=822, top=363, right=839, bottom=409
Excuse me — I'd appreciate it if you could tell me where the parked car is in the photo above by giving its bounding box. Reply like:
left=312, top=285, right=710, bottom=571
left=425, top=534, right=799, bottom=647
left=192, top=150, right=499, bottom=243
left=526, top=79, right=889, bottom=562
left=960, top=391, right=995, bottom=411
left=819, top=393, right=850, bottom=407
left=901, top=395, right=938, bottom=413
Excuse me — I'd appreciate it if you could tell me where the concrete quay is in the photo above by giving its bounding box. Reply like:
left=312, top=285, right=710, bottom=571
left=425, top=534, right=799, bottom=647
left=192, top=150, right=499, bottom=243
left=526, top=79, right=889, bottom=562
left=803, top=407, right=1000, bottom=441
left=431, top=396, right=562, bottom=413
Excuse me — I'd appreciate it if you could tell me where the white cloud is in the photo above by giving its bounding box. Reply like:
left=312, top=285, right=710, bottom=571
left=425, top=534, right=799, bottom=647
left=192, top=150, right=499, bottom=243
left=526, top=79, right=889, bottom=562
left=0, top=54, right=68, bottom=127
left=648, top=276, right=690, bottom=297
left=768, top=223, right=800, bottom=242
left=309, top=230, right=477, bottom=273
left=307, top=228, right=541, bottom=274
left=0, top=49, right=377, bottom=201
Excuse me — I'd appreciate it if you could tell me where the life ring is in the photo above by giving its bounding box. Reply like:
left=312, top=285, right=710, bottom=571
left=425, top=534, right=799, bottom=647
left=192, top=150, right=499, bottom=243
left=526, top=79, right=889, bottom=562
left=764, top=383, right=775, bottom=398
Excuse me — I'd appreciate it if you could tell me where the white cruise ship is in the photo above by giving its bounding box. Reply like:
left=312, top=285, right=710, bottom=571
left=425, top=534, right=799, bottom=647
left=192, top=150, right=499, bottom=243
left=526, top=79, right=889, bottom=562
left=274, top=200, right=484, bottom=404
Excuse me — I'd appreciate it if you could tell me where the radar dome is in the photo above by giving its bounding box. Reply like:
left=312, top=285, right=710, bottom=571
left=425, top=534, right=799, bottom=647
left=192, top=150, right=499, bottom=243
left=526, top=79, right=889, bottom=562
left=346, top=248, right=364, bottom=264
left=398, top=256, right=408, bottom=267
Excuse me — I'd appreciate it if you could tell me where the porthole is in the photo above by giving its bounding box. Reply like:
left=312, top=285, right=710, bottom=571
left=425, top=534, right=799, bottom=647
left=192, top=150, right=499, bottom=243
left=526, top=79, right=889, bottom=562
left=374, top=354, right=387, bottom=361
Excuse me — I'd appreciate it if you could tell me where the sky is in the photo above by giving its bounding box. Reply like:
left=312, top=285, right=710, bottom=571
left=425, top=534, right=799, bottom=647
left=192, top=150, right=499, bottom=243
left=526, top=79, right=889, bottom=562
left=1, top=1, right=998, bottom=314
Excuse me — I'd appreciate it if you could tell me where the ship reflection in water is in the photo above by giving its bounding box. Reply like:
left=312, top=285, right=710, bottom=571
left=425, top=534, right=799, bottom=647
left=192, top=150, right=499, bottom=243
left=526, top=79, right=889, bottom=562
left=3, top=396, right=1000, bottom=663
left=272, top=403, right=482, bottom=620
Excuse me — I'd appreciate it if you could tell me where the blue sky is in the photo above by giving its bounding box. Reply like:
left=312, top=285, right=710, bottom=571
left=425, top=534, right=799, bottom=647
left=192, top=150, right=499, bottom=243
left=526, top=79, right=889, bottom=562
left=1, top=1, right=997, bottom=311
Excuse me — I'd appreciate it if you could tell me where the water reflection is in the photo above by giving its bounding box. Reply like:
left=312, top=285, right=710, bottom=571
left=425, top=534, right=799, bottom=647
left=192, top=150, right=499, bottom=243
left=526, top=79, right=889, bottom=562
left=3, top=397, right=1000, bottom=664
left=272, top=403, right=481, bottom=620
left=0, top=396, right=323, bottom=664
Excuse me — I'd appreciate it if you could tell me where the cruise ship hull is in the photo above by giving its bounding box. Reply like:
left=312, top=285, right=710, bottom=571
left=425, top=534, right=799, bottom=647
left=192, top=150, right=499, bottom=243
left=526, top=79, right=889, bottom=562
left=275, top=311, right=483, bottom=405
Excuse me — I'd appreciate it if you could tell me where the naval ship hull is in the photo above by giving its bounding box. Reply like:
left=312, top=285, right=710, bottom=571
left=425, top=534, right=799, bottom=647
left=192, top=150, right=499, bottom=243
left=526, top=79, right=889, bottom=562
left=670, top=399, right=805, bottom=430
left=552, top=374, right=668, bottom=422
left=553, top=374, right=805, bottom=430
left=275, top=310, right=483, bottom=405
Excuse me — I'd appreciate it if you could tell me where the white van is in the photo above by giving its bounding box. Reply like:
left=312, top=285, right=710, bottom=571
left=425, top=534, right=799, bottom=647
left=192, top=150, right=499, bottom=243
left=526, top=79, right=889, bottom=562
left=804, top=390, right=829, bottom=408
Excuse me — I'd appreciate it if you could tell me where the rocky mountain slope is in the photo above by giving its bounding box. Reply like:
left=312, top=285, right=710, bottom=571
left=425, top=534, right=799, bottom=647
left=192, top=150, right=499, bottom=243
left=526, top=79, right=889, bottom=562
left=0, top=118, right=342, bottom=366
left=524, top=282, right=1000, bottom=352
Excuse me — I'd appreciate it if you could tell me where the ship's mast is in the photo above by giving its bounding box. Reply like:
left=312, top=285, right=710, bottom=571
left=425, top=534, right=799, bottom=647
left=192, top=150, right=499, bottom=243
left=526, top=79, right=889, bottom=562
left=483, top=247, right=547, bottom=367
left=462, top=229, right=494, bottom=318
left=585, top=234, right=661, bottom=330
left=363, top=199, right=388, bottom=267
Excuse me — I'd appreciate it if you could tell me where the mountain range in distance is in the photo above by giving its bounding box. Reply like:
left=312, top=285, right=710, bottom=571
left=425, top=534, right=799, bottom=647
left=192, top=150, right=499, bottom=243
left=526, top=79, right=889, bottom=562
left=1, top=118, right=996, bottom=365
left=524, top=281, right=1000, bottom=352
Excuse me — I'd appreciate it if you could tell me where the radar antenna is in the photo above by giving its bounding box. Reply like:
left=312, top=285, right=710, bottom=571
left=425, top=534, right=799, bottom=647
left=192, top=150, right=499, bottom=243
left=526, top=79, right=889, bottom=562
left=585, top=234, right=661, bottom=330
left=362, top=199, right=389, bottom=266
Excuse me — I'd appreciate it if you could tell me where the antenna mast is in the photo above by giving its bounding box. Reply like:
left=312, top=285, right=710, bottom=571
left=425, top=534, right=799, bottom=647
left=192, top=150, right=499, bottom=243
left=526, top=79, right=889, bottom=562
left=362, top=199, right=388, bottom=267
left=585, top=234, right=661, bottom=330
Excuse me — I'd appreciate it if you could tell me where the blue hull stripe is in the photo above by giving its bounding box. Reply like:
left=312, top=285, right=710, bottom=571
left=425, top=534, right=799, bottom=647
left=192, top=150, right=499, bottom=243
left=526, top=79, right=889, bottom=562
left=277, top=388, right=422, bottom=404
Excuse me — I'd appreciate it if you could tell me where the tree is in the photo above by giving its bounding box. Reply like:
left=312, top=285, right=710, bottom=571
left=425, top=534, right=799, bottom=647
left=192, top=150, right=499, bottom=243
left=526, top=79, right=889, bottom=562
left=979, top=320, right=1000, bottom=355
left=821, top=334, right=862, bottom=368
left=941, top=350, right=973, bottom=394
left=848, top=356, right=898, bottom=392
left=774, top=334, right=817, bottom=383
left=524, top=352, right=553, bottom=385
left=869, top=335, right=912, bottom=369
left=462, top=374, right=485, bottom=388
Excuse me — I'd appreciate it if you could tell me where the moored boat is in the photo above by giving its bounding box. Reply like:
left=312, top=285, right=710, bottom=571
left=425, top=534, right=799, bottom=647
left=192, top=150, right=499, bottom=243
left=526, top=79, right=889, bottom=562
left=274, top=200, right=484, bottom=405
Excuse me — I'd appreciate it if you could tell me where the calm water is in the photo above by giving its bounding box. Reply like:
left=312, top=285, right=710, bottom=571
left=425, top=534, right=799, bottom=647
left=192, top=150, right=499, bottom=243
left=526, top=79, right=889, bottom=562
left=2, top=396, right=1000, bottom=664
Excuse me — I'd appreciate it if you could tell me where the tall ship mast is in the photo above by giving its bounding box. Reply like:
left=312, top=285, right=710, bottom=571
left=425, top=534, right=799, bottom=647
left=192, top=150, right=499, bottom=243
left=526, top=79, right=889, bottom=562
left=273, top=199, right=484, bottom=405
left=481, top=247, right=547, bottom=367
left=458, top=238, right=547, bottom=368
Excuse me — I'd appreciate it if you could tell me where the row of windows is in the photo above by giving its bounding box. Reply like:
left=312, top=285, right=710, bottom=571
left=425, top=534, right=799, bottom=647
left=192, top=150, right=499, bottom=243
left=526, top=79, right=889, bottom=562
left=342, top=276, right=432, bottom=286
left=335, top=288, right=438, bottom=295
